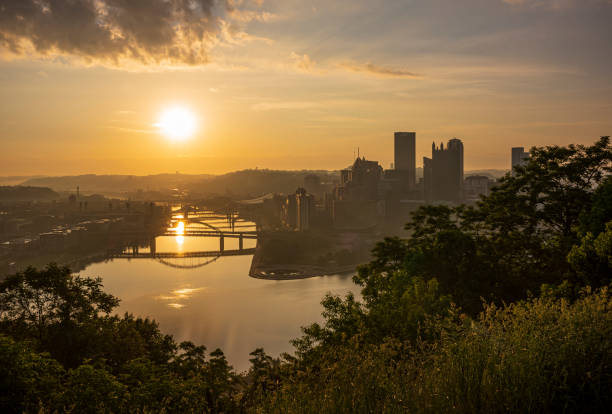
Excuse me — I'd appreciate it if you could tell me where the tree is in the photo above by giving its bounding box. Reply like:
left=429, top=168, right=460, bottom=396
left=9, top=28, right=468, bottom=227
left=568, top=221, right=612, bottom=288
left=0, top=335, right=63, bottom=414
left=241, top=348, right=283, bottom=408
left=204, top=349, right=239, bottom=413
left=0, top=264, right=118, bottom=346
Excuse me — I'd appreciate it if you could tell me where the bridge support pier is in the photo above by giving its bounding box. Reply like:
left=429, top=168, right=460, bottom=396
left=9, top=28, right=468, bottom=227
left=220, top=235, right=224, bottom=252
left=150, top=237, right=156, bottom=258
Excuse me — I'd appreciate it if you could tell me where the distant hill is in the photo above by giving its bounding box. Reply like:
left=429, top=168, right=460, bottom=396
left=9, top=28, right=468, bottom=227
left=414, top=168, right=508, bottom=180
left=465, top=169, right=508, bottom=179
left=0, top=186, right=59, bottom=201
left=17, top=168, right=509, bottom=200
left=0, top=176, right=45, bottom=186
left=21, top=174, right=213, bottom=195
left=19, top=170, right=338, bottom=199
left=188, top=169, right=338, bottom=198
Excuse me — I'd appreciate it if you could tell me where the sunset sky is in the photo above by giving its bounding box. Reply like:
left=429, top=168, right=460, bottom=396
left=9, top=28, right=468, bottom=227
left=1, top=0, right=611, bottom=175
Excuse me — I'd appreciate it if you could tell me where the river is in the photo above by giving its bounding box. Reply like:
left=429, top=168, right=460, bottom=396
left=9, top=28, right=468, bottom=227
left=80, top=212, right=361, bottom=372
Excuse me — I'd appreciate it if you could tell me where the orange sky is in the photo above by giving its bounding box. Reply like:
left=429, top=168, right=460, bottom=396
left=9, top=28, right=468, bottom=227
left=1, top=0, right=611, bottom=175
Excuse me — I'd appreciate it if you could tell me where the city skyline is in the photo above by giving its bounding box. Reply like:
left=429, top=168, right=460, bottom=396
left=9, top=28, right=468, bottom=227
left=0, top=129, right=526, bottom=178
left=1, top=0, right=611, bottom=175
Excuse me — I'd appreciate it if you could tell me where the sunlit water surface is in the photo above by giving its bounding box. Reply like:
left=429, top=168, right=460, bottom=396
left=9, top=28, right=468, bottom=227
left=81, top=227, right=360, bottom=372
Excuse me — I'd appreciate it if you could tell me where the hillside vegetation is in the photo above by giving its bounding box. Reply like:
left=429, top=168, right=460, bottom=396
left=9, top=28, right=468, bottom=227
left=0, top=186, right=59, bottom=202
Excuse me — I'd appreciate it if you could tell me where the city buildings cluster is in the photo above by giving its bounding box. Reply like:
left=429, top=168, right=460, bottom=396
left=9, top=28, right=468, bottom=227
left=0, top=196, right=170, bottom=274
left=271, top=132, right=530, bottom=232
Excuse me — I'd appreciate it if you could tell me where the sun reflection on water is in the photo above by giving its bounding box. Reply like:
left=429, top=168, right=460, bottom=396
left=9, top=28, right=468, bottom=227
left=172, top=221, right=186, bottom=249
left=156, top=287, right=204, bottom=309
left=173, top=221, right=185, bottom=235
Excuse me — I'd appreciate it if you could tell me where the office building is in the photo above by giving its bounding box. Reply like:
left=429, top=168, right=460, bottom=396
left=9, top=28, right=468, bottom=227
left=464, top=175, right=492, bottom=199
left=336, top=157, right=383, bottom=201
left=281, top=188, right=315, bottom=231
left=511, top=147, right=529, bottom=172
left=281, top=193, right=297, bottom=229
left=331, top=156, right=383, bottom=229
left=296, top=188, right=314, bottom=231
left=423, top=138, right=464, bottom=202
left=394, top=132, right=416, bottom=190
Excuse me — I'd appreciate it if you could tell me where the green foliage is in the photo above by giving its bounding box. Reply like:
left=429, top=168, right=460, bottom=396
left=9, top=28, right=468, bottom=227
left=0, top=335, right=63, bottom=414
left=0, top=263, right=118, bottom=336
left=412, top=288, right=612, bottom=413
left=578, top=175, right=612, bottom=236
left=259, top=289, right=612, bottom=414
left=62, top=364, right=127, bottom=414
left=241, top=348, right=283, bottom=408
left=568, top=221, right=612, bottom=288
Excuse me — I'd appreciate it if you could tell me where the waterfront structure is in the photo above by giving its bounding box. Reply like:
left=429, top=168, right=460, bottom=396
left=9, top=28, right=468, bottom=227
left=331, top=157, right=383, bottom=229
left=423, top=138, right=464, bottom=202
left=280, top=188, right=314, bottom=231
left=394, top=132, right=416, bottom=191
left=464, top=175, right=492, bottom=200
left=511, top=147, right=530, bottom=172
left=296, top=188, right=314, bottom=231
left=336, top=157, right=383, bottom=202
left=281, top=193, right=298, bottom=229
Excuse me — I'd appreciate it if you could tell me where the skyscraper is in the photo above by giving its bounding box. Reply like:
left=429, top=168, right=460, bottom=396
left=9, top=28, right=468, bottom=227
left=423, top=138, right=464, bottom=202
left=394, top=132, right=416, bottom=190
left=511, top=147, right=529, bottom=172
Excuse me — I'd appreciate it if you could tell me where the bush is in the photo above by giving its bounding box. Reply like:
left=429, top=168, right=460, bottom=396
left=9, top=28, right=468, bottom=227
left=258, top=288, right=612, bottom=414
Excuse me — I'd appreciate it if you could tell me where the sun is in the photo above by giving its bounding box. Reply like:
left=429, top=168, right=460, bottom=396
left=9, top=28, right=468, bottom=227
left=155, top=107, right=197, bottom=141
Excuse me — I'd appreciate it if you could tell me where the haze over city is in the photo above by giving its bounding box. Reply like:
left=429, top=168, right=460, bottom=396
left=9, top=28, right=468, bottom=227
left=1, top=0, right=611, bottom=175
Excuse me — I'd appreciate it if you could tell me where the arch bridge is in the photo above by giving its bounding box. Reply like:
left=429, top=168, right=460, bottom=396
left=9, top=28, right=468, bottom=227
left=112, top=247, right=256, bottom=269
left=112, top=209, right=258, bottom=269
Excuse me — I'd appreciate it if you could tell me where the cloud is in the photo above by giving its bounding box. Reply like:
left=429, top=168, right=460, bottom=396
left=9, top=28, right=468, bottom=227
left=501, top=0, right=610, bottom=8
left=290, top=52, right=315, bottom=72
left=339, top=62, right=422, bottom=79
left=218, top=19, right=273, bottom=45
left=227, top=8, right=279, bottom=23
left=105, top=125, right=157, bottom=134
left=0, top=0, right=252, bottom=67
left=251, top=101, right=319, bottom=111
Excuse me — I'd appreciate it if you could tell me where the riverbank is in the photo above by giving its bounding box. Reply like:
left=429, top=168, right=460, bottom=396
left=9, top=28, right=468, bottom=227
left=248, top=230, right=373, bottom=280
left=249, top=247, right=359, bottom=280
left=0, top=249, right=111, bottom=278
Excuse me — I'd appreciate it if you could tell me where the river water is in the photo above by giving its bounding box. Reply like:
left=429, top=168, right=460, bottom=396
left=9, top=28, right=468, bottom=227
left=80, top=213, right=361, bottom=372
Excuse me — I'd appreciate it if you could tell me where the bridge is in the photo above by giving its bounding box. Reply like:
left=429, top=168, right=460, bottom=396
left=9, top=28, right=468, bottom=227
left=161, top=229, right=257, bottom=238
left=111, top=247, right=256, bottom=269
left=114, top=247, right=256, bottom=259
left=110, top=209, right=258, bottom=268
